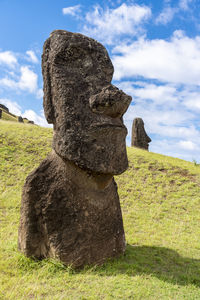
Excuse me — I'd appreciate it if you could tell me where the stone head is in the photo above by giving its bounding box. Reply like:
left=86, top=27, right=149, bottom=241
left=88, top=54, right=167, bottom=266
left=42, top=30, right=131, bottom=174
left=131, top=118, right=151, bottom=150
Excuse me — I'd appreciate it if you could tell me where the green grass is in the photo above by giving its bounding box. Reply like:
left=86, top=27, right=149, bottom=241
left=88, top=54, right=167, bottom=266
left=1, top=119, right=200, bottom=299
left=1, top=108, right=33, bottom=123
left=1, top=110, right=18, bottom=122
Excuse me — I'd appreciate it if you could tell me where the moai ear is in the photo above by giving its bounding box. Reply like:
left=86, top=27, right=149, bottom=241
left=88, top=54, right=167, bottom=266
left=42, top=38, right=54, bottom=124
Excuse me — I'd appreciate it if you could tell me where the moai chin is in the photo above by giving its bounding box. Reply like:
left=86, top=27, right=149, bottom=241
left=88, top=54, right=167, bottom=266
left=18, top=30, right=132, bottom=268
left=131, top=118, right=151, bottom=150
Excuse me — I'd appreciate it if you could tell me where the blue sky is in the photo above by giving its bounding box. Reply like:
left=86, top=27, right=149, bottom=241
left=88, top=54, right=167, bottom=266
left=1, top=0, right=200, bottom=162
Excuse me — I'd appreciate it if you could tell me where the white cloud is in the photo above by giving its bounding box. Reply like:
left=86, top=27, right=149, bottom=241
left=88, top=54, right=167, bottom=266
left=183, top=97, right=200, bottom=111
left=124, top=102, right=195, bottom=137
left=18, top=66, right=38, bottom=93
left=0, top=98, right=22, bottom=115
left=119, top=81, right=178, bottom=105
left=0, top=66, right=42, bottom=96
left=0, top=48, right=43, bottom=98
left=118, top=79, right=200, bottom=162
left=178, top=140, right=198, bottom=150
left=83, top=3, right=151, bottom=44
left=149, top=139, right=200, bottom=161
left=156, top=0, right=193, bottom=26
left=22, top=109, right=49, bottom=127
left=0, top=77, right=17, bottom=89
left=0, top=51, right=17, bottom=68
left=36, top=88, right=43, bottom=99
left=179, top=0, right=192, bottom=10
left=112, top=31, right=200, bottom=85
left=26, top=50, right=38, bottom=63
left=62, top=5, right=81, bottom=17
left=150, top=124, right=199, bottom=139
left=155, top=6, right=177, bottom=25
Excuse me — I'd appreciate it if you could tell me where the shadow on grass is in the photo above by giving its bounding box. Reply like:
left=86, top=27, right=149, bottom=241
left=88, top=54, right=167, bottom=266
left=95, top=244, right=200, bottom=287
left=17, top=244, right=200, bottom=287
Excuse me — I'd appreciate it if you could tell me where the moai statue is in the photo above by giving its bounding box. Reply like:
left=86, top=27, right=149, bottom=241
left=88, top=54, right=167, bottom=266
left=18, top=116, right=24, bottom=123
left=131, top=118, right=151, bottom=150
left=0, top=104, right=9, bottom=112
left=18, top=30, right=131, bottom=268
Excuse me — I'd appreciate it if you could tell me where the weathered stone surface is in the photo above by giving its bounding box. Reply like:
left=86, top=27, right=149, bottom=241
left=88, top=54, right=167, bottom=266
left=0, top=109, right=2, bottom=119
left=19, top=151, right=125, bottom=267
left=0, top=104, right=9, bottom=112
left=18, top=30, right=131, bottom=268
left=42, top=30, right=131, bottom=174
left=131, top=118, right=151, bottom=150
left=18, top=116, right=24, bottom=123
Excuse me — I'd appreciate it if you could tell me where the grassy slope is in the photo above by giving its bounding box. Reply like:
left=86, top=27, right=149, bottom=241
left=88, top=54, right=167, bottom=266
left=1, top=110, right=18, bottom=122
left=1, top=119, right=200, bottom=300
left=1, top=108, right=31, bottom=123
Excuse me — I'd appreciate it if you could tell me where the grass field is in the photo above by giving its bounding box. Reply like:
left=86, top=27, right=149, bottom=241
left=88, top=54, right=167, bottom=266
left=1, top=120, right=200, bottom=299
left=1, top=110, right=18, bottom=122
left=0, top=108, right=33, bottom=124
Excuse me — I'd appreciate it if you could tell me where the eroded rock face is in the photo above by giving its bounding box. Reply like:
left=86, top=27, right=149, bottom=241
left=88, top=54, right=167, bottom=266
left=19, top=151, right=125, bottom=267
left=131, top=118, right=151, bottom=150
left=18, top=30, right=131, bottom=268
left=43, top=30, right=131, bottom=174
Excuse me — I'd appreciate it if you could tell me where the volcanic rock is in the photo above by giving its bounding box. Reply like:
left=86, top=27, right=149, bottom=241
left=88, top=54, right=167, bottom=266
left=131, top=118, right=151, bottom=150
left=18, top=30, right=132, bottom=268
left=18, top=116, right=24, bottom=123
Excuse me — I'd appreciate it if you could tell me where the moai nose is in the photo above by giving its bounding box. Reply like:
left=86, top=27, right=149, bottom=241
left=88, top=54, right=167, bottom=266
left=89, top=84, right=132, bottom=118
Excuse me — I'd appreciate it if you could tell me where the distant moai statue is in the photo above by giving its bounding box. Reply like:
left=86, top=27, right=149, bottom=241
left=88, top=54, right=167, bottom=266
left=131, top=118, right=151, bottom=150
left=0, top=104, right=9, bottom=112
left=18, top=30, right=132, bottom=268
left=18, top=116, right=24, bottom=123
left=0, top=109, right=2, bottom=119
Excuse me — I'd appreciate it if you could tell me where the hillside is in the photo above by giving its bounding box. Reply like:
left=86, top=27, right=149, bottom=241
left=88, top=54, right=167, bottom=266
left=0, top=104, right=34, bottom=124
left=1, top=120, right=200, bottom=300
